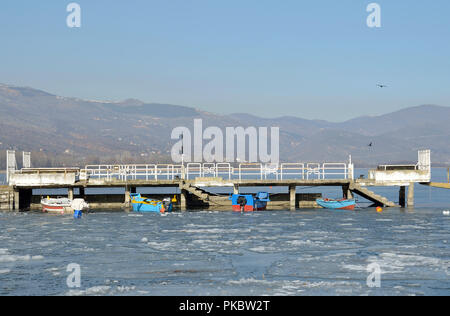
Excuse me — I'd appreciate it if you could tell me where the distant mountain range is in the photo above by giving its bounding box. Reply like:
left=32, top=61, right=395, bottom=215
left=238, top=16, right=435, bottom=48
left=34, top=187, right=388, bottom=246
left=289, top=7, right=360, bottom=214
left=1, top=83, right=449, bottom=168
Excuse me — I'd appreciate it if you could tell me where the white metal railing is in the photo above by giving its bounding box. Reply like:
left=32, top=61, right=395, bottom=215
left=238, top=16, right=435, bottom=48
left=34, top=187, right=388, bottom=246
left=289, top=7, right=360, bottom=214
left=82, top=161, right=353, bottom=181
left=84, top=164, right=184, bottom=181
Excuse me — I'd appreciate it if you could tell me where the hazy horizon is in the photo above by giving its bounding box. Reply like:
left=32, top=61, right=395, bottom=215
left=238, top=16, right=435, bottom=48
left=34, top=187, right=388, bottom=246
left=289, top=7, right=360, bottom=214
left=1, top=0, right=449, bottom=121
left=1, top=81, right=448, bottom=123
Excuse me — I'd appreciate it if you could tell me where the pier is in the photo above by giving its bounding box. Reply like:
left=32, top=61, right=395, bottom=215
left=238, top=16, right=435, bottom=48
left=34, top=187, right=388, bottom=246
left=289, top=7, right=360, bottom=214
left=0, top=150, right=432, bottom=211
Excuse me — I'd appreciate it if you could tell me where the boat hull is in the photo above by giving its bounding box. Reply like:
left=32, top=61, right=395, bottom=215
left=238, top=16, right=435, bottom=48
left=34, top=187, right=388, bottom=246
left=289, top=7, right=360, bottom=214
left=41, top=198, right=73, bottom=215
left=230, top=193, right=269, bottom=212
left=132, top=202, right=173, bottom=213
left=130, top=194, right=173, bottom=213
left=42, top=204, right=74, bottom=214
left=41, top=198, right=89, bottom=215
left=316, top=199, right=356, bottom=211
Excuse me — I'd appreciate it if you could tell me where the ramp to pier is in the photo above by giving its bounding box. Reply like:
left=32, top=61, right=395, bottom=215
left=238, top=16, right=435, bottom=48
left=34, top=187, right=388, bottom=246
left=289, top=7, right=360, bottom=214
left=180, top=182, right=230, bottom=206
left=350, top=183, right=398, bottom=207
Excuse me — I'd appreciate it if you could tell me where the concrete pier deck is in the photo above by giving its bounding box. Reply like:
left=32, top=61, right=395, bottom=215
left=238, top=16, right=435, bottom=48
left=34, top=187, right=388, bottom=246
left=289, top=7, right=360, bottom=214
left=5, top=177, right=401, bottom=211
left=2, top=150, right=433, bottom=211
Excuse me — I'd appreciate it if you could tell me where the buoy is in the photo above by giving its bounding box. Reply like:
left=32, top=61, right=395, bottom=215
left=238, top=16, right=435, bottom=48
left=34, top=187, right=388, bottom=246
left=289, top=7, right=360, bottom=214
left=376, top=207, right=383, bottom=213
left=160, top=206, right=165, bottom=214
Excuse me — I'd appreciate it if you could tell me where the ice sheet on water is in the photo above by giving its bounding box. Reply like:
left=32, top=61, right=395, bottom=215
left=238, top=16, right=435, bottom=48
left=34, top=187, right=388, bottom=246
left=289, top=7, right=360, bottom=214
left=147, top=241, right=179, bottom=251
left=1, top=205, right=449, bottom=295
left=162, top=228, right=252, bottom=234
left=248, top=246, right=279, bottom=253
left=0, top=253, right=44, bottom=263
left=286, top=240, right=325, bottom=247
left=392, top=225, right=428, bottom=230
left=343, top=252, right=447, bottom=275
left=227, top=278, right=363, bottom=296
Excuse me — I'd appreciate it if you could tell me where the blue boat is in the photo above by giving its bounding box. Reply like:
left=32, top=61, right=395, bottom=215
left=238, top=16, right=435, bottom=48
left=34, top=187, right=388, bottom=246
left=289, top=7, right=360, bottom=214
left=130, top=193, right=173, bottom=213
left=316, top=198, right=356, bottom=211
left=229, top=192, right=270, bottom=212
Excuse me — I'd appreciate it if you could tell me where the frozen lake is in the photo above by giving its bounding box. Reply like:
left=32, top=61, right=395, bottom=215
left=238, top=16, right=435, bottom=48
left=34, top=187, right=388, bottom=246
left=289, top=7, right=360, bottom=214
left=0, top=169, right=449, bottom=296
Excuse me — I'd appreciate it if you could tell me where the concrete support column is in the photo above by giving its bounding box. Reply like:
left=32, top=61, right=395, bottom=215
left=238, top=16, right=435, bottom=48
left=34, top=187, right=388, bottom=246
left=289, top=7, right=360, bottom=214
left=79, top=187, right=85, bottom=198
left=13, top=189, right=19, bottom=211
left=9, top=190, right=14, bottom=211
left=180, top=189, right=188, bottom=212
left=407, top=183, right=415, bottom=208
left=233, top=185, right=239, bottom=195
left=289, top=185, right=296, bottom=211
left=125, top=187, right=132, bottom=207
left=125, top=186, right=137, bottom=205
left=68, top=187, right=74, bottom=200
left=342, top=185, right=353, bottom=199
left=399, top=186, right=406, bottom=208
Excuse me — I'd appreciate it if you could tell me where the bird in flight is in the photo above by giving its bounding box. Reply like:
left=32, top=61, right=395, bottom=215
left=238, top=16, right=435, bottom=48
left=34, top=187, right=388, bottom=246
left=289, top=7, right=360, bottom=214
left=376, top=84, right=388, bottom=88
left=368, top=142, right=373, bottom=147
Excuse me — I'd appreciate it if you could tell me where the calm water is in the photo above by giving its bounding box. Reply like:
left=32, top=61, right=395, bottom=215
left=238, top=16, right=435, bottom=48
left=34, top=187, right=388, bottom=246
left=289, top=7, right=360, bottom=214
left=0, top=170, right=449, bottom=296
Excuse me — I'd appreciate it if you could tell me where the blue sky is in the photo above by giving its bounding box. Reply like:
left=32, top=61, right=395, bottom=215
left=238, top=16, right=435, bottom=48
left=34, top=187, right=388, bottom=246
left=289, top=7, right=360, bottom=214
left=0, top=0, right=449, bottom=121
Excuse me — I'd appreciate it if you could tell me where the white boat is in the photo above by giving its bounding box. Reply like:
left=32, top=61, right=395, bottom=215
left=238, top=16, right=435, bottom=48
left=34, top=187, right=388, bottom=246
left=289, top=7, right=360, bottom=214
left=41, top=197, right=72, bottom=214
left=41, top=197, right=89, bottom=215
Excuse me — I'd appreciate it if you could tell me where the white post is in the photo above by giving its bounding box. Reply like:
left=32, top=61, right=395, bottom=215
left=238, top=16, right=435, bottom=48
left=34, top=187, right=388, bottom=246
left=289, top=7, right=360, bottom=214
left=23, top=152, right=31, bottom=169
left=6, top=150, right=17, bottom=184
left=349, top=155, right=355, bottom=180
left=181, top=154, right=185, bottom=180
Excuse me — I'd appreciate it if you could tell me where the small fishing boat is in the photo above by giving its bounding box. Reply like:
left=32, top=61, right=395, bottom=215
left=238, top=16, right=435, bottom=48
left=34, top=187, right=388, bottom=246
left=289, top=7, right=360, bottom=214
left=41, top=197, right=73, bottom=214
left=316, top=198, right=356, bottom=211
left=130, top=193, right=173, bottom=213
left=41, top=197, right=90, bottom=215
left=230, top=192, right=270, bottom=212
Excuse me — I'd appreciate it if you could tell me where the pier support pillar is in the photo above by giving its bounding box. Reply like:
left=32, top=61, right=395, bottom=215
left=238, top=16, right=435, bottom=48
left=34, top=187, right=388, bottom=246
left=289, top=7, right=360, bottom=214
left=125, top=187, right=136, bottom=208
left=125, top=189, right=130, bottom=207
left=13, top=189, right=19, bottom=211
left=342, top=185, right=353, bottom=199
left=289, top=185, right=296, bottom=211
left=399, top=186, right=406, bottom=208
left=180, top=189, right=188, bottom=212
left=79, top=187, right=85, bottom=198
left=407, top=183, right=415, bottom=208
left=68, top=187, right=74, bottom=200
left=9, top=189, right=14, bottom=211
left=233, top=185, right=239, bottom=195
